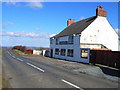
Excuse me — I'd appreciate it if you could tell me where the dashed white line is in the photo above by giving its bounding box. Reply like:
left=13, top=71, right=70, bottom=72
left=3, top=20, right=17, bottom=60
left=12, top=56, right=16, bottom=58
left=62, top=79, right=83, bottom=90
left=7, top=51, right=12, bottom=56
left=17, top=58, right=23, bottom=62
left=26, top=63, right=45, bottom=72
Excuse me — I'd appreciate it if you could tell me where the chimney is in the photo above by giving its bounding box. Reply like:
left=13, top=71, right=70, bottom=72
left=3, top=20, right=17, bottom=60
left=67, top=19, right=75, bottom=26
left=96, top=6, right=107, bottom=17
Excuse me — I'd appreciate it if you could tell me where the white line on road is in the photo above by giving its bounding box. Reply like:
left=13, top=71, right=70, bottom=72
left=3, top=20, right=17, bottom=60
left=62, top=79, right=83, bottom=90
left=12, top=56, right=16, bottom=58
left=7, top=51, right=12, bottom=56
left=26, top=63, right=45, bottom=72
left=17, top=58, right=23, bottom=62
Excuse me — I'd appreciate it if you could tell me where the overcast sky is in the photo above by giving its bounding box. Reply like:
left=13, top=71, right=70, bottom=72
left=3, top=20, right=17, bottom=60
left=1, top=2, right=119, bottom=47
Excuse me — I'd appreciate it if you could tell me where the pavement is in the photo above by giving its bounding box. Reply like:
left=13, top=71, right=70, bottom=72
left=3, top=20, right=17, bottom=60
left=2, top=49, right=119, bottom=88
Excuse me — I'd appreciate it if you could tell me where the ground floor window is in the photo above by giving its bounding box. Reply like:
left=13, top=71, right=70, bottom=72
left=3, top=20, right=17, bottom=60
left=55, top=48, right=59, bottom=55
left=67, top=49, right=74, bottom=57
left=81, top=49, right=88, bottom=59
left=61, top=49, right=66, bottom=56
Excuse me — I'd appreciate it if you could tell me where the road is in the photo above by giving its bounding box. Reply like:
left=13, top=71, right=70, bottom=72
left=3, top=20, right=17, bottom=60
left=2, top=49, right=118, bottom=89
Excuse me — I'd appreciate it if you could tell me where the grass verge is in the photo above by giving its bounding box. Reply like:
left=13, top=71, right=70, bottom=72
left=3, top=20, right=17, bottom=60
left=0, top=48, right=2, bottom=55
left=1, top=76, right=10, bottom=88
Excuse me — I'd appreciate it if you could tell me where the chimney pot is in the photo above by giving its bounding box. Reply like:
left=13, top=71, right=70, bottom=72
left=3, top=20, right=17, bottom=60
left=67, top=19, right=75, bottom=26
left=96, top=6, right=107, bottom=17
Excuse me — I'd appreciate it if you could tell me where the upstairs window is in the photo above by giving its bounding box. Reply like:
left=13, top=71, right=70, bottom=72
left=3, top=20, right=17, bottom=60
left=56, top=38, right=59, bottom=45
left=68, top=36, right=74, bottom=44
left=61, top=49, right=66, bottom=56
left=55, top=48, right=59, bottom=55
left=50, top=38, right=53, bottom=44
left=67, top=49, right=74, bottom=57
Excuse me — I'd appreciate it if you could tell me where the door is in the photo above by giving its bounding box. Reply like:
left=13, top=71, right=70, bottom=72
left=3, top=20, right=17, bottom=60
left=50, top=49, right=53, bottom=58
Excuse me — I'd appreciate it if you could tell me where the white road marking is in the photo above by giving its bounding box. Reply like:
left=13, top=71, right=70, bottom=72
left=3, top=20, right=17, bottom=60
left=12, top=56, right=16, bottom=58
left=17, top=58, right=23, bottom=62
left=7, top=51, right=12, bottom=56
left=62, top=79, right=83, bottom=90
left=26, top=63, right=44, bottom=72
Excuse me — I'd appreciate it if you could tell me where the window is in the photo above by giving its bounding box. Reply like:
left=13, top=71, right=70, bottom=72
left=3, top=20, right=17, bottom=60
left=55, top=48, right=59, bottom=55
left=68, top=36, right=74, bottom=44
left=67, top=49, right=74, bottom=57
left=81, top=50, right=88, bottom=59
left=56, top=38, right=59, bottom=45
left=61, top=49, right=66, bottom=56
left=50, top=38, right=53, bottom=44
left=59, top=41, right=68, bottom=45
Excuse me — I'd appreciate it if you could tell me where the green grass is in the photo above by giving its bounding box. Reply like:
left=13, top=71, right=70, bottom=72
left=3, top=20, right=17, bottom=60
left=1, top=76, right=10, bottom=88
left=0, top=48, right=2, bottom=55
left=13, top=49, right=42, bottom=56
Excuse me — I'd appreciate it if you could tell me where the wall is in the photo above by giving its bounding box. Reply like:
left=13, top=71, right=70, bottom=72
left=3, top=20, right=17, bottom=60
left=24, top=50, right=33, bottom=54
left=90, top=50, right=120, bottom=69
left=80, top=16, right=119, bottom=51
left=50, top=35, right=90, bottom=63
left=33, top=50, right=42, bottom=55
left=80, top=44, right=102, bottom=49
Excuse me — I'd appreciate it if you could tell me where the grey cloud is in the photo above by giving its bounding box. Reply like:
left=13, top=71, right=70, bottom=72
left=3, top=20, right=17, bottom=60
left=1, top=31, right=52, bottom=38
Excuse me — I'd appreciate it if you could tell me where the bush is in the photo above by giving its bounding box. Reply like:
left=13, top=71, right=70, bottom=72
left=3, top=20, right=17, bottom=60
left=12, top=46, right=26, bottom=52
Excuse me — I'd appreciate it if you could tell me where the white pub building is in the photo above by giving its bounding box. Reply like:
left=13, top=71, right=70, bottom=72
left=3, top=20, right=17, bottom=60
left=50, top=6, right=119, bottom=63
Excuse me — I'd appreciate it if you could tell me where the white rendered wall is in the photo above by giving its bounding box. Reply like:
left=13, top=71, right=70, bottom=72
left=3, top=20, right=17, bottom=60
left=50, top=35, right=90, bottom=63
left=80, top=16, right=119, bottom=51
left=42, top=50, right=46, bottom=56
left=33, top=50, right=42, bottom=55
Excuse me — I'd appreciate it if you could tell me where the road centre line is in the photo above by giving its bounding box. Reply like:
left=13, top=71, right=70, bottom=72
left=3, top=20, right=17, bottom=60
left=62, top=79, right=83, bottom=90
left=26, top=62, right=45, bottom=72
left=7, top=51, right=44, bottom=72
left=7, top=51, right=12, bottom=56
left=12, top=56, right=16, bottom=58
left=17, top=58, right=23, bottom=62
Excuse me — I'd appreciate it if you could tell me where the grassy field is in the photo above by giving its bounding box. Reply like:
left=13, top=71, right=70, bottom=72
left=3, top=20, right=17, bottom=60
left=13, top=49, right=42, bottom=56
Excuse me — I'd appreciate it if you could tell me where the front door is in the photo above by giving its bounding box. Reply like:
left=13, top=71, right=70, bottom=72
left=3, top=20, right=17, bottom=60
left=50, top=49, right=53, bottom=58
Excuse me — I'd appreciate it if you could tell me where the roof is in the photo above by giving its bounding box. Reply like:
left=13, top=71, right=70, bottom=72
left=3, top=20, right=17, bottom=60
left=54, top=16, right=97, bottom=38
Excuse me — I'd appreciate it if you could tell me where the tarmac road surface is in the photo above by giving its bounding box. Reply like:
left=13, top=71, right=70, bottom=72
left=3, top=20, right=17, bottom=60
left=2, top=49, right=118, bottom=89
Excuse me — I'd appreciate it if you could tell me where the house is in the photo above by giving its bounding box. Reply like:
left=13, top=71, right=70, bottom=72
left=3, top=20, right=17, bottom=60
left=50, top=6, right=119, bottom=63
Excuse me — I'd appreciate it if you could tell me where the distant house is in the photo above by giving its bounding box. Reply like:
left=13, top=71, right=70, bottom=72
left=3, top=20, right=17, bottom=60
left=50, top=6, right=119, bottom=63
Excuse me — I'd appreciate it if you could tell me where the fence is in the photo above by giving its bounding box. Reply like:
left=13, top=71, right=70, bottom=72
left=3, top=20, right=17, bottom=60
left=24, top=50, right=33, bottom=54
left=90, top=50, right=120, bottom=69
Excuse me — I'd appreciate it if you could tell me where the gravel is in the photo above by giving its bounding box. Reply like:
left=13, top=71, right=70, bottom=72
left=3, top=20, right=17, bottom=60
left=74, top=67, right=120, bottom=83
